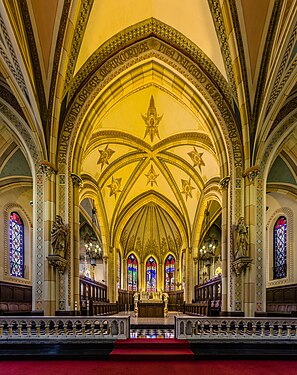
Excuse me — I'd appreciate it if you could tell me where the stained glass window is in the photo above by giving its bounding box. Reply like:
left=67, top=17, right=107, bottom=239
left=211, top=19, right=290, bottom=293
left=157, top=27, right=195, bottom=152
left=165, top=254, right=175, bottom=291
left=146, top=257, right=157, bottom=292
left=9, top=212, right=24, bottom=278
left=273, top=216, right=287, bottom=279
left=127, top=254, right=137, bottom=291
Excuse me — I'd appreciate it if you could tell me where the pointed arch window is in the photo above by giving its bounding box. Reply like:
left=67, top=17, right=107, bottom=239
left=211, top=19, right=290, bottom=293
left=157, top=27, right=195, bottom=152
left=165, top=254, right=175, bottom=291
left=9, top=212, right=24, bottom=278
left=146, top=257, right=157, bottom=292
left=273, top=216, right=287, bottom=279
left=127, top=254, right=138, bottom=291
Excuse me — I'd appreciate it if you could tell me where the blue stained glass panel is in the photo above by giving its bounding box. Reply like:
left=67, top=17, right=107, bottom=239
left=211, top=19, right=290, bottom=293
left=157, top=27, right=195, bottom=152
left=146, top=257, right=157, bottom=292
left=165, top=254, right=175, bottom=291
left=127, top=254, right=137, bottom=291
left=273, top=216, right=287, bottom=279
left=9, top=212, right=24, bottom=278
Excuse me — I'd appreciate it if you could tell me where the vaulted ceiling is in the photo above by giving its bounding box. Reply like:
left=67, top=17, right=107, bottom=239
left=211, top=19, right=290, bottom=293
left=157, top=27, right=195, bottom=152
left=0, top=1, right=296, bottom=254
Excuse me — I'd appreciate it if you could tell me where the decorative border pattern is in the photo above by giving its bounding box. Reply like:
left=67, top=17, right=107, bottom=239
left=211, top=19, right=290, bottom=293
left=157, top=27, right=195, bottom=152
left=248, top=0, right=282, bottom=144
left=266, top=22, right=297, bottom=115
left=0, top=12, right=28, bottom=97
left=59, top=38, right=242, bottom=174
left=67, top=18, right=232, bottom=107
left=63, top=0, right=94, bottom=95
left=256, top=112, right=297, bottom=310
left=0, top=99, right=44, bottom=310
left=208, top=0, right=237, bottom=101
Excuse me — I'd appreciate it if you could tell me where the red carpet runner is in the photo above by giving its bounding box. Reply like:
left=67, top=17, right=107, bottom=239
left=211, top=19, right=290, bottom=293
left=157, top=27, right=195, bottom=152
left=109, top=338, right=195, bottom=360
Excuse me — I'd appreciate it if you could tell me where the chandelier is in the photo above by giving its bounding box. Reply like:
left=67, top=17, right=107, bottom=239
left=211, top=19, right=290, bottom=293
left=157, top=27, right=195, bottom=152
left=82, top=233, right=102, bottom=267
left=199, top=234, right=218, bottom=266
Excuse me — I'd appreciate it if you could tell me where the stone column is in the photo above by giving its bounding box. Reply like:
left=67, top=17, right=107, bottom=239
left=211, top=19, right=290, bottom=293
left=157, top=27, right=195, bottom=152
left=243, top=166, right=259, bottom=316
left=103, top=255, right=109, bottom=299
left=219, top=176, right=230, bottom=313
left=71, top=173, right=83, bottom=311
left=39, top=161, right=57, bottom=315
left=123, top=257, right=127, bottom=290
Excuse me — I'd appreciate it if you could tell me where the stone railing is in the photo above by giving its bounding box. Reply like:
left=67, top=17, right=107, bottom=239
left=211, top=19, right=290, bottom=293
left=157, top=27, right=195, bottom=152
left=0, top=315, right=130, bottom=340
left=175, top=316, right=297, bottom=340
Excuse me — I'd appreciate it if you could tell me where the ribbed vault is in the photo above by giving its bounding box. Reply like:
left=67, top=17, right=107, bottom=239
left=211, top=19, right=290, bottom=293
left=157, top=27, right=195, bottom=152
left=120, top=202, right=182, bottom=262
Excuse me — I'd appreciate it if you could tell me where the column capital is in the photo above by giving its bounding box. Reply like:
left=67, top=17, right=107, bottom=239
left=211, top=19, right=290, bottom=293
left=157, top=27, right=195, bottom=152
left=71, top=173, right=83, bottom=188
left=39, top=160, right=57, bottom=178
left=243, top=165, right=260, bottom=184
left=219, top=176, right=230, bottom=190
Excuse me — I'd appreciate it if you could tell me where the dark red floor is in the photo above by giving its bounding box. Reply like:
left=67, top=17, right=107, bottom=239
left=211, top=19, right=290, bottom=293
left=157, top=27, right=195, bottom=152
left=1, top=360, right=297, bottom=375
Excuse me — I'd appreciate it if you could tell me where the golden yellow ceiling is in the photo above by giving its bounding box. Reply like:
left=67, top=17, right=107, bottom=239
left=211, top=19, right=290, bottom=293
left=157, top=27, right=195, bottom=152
left=0, top=0, right=296, bottom=255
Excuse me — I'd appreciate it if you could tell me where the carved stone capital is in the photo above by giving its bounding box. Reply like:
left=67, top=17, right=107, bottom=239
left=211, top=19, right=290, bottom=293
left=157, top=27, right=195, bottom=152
left=71, top=173, right=83, bottom=188
left=243, top=166, right=260, bottom=184
left=47, top=254, right=68, bottom=274
left=39, top=160, right=57, bottom=178
left=233, top=256, right=252, bottom=276
left=219, top=176, right=230, bottom=190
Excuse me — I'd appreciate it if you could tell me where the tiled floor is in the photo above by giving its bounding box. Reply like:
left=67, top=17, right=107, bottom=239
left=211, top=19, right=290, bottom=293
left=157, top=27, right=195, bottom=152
left=118, top=311, right=181, bottom=338
left=130, top=328, right=175, bottom=338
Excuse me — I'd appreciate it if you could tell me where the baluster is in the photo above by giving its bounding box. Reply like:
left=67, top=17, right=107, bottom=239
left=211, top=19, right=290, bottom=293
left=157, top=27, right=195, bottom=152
left=0, top=324, right=3, bottom=337
left=261, top=324, right=265, bottom=336
left=18, top=323, right=22, bottom=336
left=252, top=324, right=256, bottom=336
left=278, top=325, right=282, bottom=336
left=8, top=324, right=12, bottom=337
left=45, top=324, right=49, bottom=336
left=287, top=325, right=291, bottom=337
left=55, top=324, right=59, bottom=337
left=91, top=323, right=95, bottom=336
left=27, top=324, right=31, bottom=337
left=269, top=325, right=274, bottom=336
left=218, top=325, right=221, bottom=335
left=82, top=323, right=86, bottom=336
left=209, top=324, right=213, bottom=335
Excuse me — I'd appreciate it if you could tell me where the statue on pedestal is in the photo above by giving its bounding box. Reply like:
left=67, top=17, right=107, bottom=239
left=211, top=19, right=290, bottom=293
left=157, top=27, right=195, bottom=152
left=235, top=217, right=248, bottom=259
left=51, top=215, right=68, bottom=258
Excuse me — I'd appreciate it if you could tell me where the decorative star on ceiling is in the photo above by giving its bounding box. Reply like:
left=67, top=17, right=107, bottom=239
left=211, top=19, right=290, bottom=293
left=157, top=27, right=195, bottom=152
left=187, top=147, right=205, bottom=171
left=107, top=176, right=122, bottom=199
left=145, top=164, right=159, bottom=187
left=141, top=95, right=163, bottom=142
left=181, top=178, right=195, bottom=200
left=97, top=144, right=115, bottom=170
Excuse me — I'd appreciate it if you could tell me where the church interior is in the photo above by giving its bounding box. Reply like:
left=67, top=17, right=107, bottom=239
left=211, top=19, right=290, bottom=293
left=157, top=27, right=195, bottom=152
left=0, top=0, right=297, bottom=361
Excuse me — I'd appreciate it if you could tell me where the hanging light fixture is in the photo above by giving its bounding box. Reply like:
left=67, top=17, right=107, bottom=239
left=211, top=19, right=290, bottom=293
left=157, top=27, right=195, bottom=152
left=82, top=201, right=103, bottom=268
left=199, top=235, right=218, bottom=264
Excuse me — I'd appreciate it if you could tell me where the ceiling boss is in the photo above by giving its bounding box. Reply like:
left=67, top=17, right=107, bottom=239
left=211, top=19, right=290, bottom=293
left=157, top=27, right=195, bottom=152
left=97, top=144, right=115, bottom=170
left=145, top=164, right=159, bottom=187
left=188, top=147, right=205, bottom=171
left=142, top=95, right=163, bottom=142
left=107, top=176, right=122, bottom=199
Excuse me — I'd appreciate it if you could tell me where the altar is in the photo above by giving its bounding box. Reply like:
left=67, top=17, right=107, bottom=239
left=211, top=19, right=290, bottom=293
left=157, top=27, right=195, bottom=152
left=134, top=290, right=168, bottom=318
left=138, top=301, right=164, bottom=317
